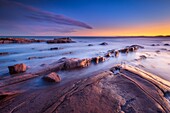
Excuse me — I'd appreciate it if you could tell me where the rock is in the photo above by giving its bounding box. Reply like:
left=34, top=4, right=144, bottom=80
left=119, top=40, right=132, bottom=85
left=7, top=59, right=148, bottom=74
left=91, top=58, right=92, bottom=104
left=8, top=63, right=27, bottom=74
left=119, top=48, right=129, bottom=53
left=62, top=58, right=91, bottom=70
left=161, top=48, right=167, bottom=50
left=155, top=50, right=160, bottom=53
left=43, top=72, right=61, bottom=82
left=50, top=47, right=60, bottom=50
left=0, top=38, right=44, bottom=44
left=139, top=55, right=147, bottom=59
left=108, top=49, right=115, bottom=54
left=92, top=56, right=106, bottom=64
left=129, top=47, right=135, bottom=52
left=99, top=42, right=108, bottom=45
left=164, top=43, right=170, bottom=46
left=114, top=51, right=119, bottom=57
left=130, top=45, right=144, bottom=49
left=47, top=37, right=75, bottom=44
left=151, top=44, right=160, bottom=46
left=0, top=52, right=9, bottom=56
left=88, top=44, right=94, bottom=46
left=105, top=52, right=111, bottom=57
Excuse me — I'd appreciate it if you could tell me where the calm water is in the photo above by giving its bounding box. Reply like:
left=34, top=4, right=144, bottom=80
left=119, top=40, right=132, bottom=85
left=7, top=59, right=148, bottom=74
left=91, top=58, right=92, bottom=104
left=0, top=37, right=170, bottom=82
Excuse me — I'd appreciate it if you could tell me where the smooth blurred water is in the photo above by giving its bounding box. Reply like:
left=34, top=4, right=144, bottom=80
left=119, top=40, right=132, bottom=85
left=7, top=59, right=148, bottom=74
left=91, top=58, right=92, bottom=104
left=0, top=37, right=170, bottom=81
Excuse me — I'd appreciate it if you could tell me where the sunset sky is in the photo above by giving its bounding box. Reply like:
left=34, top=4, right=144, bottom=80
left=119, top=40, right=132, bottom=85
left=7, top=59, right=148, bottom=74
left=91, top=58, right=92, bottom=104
left=0, top=0, right=170, bottom=36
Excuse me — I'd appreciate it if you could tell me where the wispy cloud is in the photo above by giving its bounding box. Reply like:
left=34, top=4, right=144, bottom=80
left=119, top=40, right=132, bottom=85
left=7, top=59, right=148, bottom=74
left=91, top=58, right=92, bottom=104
left=0, top=0, right=92, bottom=35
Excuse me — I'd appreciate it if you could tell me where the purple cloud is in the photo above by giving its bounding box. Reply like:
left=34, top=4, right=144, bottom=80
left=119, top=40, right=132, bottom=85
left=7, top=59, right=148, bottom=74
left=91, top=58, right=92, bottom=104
left=0, top=0, right=92, bottom=35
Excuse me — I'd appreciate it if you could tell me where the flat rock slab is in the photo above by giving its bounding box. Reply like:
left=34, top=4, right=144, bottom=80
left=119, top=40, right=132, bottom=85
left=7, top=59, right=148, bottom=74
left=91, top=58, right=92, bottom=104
left=0, top=66, right=170, bottom=113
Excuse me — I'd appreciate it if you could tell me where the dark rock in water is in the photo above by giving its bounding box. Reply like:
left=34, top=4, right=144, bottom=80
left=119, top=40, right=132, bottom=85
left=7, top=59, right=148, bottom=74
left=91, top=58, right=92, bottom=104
left=105, top=52, right=111, bottom=57
left=139, top=55, right=147, bottom=59
left=0, top=38, right=44, bottom=44
left=50, top=47, right=59, bottom=50
left=108, top=49, right=115, bottom=54
left=151, top=44, right=160, bottom=46
left=92, top=56, right=106, bottom=64
left=164, top=43, right=170, bottom=46
left=0, top=52, right=9, bottom=56
left=47, top=37, right=75, bottom=44
left=99, top=42, right=108, bottom=45
left=129, top=47, right=135, bottom=52
left=155, top=50, right=160, bottom=53
left=43, top=72, right=61, bottom=83
left=88, top=44, right=94, bottom=46
left=8, top=63, right=27, bottom=74
left=130, top=45, right=144, bottom=49
left=119, top=48, right=129, bottom=53
left=161, top=48, right=167, bottom=50
left=114, top=51, right=119, bottom=57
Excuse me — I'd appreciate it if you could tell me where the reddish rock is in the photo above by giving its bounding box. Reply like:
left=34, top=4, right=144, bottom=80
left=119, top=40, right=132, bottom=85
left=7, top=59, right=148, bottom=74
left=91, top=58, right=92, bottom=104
left=105, top=52, right=111, bottom=57
left=114, top=51, right=119, bottom=57
left=62, top=58, right=91, bottom=70
left=8, top=63, right=27, bottom=74
left=0, top=38, right=43, bottom=44
left=92, top=56, right=106, bottom=64
left=43, top=72, right=61, bottom=82
left=47, top=37, right=75, bottom=44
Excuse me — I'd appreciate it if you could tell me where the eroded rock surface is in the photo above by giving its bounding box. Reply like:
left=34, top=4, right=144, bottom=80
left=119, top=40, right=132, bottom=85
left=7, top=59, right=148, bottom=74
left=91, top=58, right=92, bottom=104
left=0, top=66, right=170, bottom=113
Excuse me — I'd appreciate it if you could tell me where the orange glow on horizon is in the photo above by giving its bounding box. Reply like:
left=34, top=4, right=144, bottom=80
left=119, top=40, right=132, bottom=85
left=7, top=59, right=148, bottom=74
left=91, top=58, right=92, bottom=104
left=71, top=20, right=170, bottom=36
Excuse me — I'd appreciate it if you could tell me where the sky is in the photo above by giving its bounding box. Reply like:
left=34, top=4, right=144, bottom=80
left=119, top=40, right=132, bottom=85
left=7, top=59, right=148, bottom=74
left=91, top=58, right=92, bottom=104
left=0, top=0, right=170, bottom=36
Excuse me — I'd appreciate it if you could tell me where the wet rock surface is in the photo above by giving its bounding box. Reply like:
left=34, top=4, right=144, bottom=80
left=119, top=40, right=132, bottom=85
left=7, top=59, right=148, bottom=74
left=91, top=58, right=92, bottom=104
left=0, top=65, right=170, bottom=113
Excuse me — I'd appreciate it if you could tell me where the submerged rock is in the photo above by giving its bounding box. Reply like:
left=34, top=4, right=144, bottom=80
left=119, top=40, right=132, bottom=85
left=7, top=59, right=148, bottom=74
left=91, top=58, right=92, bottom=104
left=43, top=72, right=61, bottom=83
left=139, top=55, right=147, bottom=59
left=8, top=63, right=27, bottom=74
left=47, top=37, right=75, bottom=44
left=99, top=42, right=108, bottom=45
left=50, top=47, right=60, bottom=50
left=88, top=44, right=94, bottom=46
left=164, top=43, right=170, bottom=46
left=0, top=52, right=9, bottom=56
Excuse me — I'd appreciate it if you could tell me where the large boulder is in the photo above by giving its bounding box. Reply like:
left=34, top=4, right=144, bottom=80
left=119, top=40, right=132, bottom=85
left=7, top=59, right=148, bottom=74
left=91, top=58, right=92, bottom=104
left=43, top=72, right=61, bottom=82
left=62, top=58, right=91, bottom=70
left=8, top=63, right=27, bottom=74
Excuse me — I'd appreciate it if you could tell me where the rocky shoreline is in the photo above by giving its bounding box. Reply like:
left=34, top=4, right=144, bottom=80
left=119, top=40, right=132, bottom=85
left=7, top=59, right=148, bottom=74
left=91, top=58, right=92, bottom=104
left=0, top=37, right=75, bottom=44
left=0, top=37, right=170, bottom=113
left=0, top=64, right=170, bottom=113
